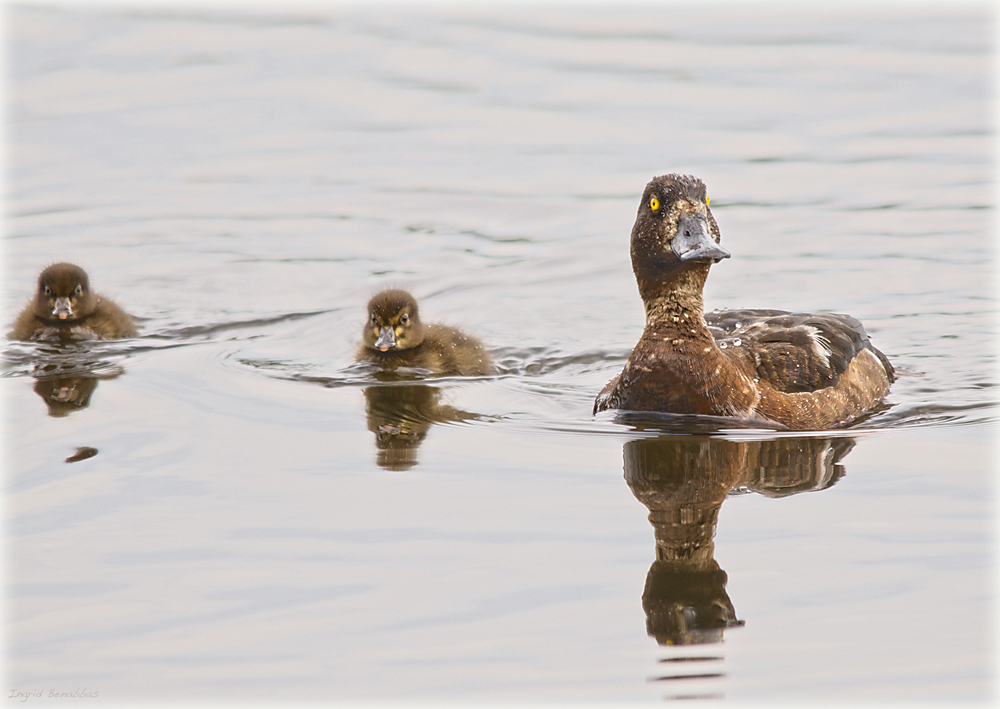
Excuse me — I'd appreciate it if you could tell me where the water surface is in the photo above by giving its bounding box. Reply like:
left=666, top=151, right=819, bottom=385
left=3, top=2, right=996, bottom=703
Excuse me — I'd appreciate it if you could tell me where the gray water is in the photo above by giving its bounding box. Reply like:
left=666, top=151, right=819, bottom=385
left=2, top=2, right=996, bottom=704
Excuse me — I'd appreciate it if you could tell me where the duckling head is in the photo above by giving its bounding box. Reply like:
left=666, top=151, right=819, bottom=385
left=631, top=174, right=730, bottom=283
left=34, top=263, right=95, bottom=322
left=363, top=289, right=425, bottom=352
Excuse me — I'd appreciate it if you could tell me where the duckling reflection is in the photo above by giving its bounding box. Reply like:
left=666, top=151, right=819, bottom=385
left=624, top=434, right=853, bottom=647
left=33, top=375, right=100, bottom=417
left=23, top=350, right=125, bottom=417
left=363, top=382, right=477, bottom=471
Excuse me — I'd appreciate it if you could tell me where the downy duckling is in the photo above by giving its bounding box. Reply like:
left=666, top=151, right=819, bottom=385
left=357, top=289, right=491, bottom=376
left=10, top=263, right=137, bottom=341
left=594, top=174, right=894, bottom=430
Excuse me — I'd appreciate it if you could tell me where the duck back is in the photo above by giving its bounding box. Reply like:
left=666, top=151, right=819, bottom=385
left=705, top=309, right=894, bottom=394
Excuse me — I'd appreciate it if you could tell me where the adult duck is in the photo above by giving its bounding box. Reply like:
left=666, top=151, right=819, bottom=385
left=594, top=174, right=894, bottom=430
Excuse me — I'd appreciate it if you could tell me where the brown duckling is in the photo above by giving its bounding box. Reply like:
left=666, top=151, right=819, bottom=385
left=356, top=289, right=492, bottom=375
left=10, top=263, right=137, bottom=341
left=594, top=174, right=894, bottom=430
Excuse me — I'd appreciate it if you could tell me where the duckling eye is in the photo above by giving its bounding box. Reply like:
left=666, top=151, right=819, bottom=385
left=370, top=314, right=377, bottom=325
left=74, top=285, right=83, bottom=296
left=649, top=197, right=660, bottom=211
left=400, top=314, right=409, bottom=324
left=42, top=285, right=51, bottom=296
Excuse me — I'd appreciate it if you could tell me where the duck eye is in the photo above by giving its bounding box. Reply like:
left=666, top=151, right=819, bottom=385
left=649, top=197, right=660, bottom=211
left=706, top=196, right=710, bottom=206
left=74, top=285, right=83, bottom=296
left=400, top=314, right=409, bottom=324
left=42, top=285, right=51, bottom=296
left=370, top=314, right=377, bottom=324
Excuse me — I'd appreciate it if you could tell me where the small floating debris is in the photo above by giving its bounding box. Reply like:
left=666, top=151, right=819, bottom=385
left=65, top=446, right=98, bottom=463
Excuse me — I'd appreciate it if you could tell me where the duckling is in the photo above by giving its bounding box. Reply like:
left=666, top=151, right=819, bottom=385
left=10, top=263, right=137, bottom=341
left=594, top=174, right=894, bottom=430
left=356, top=289, right=491, bottom=376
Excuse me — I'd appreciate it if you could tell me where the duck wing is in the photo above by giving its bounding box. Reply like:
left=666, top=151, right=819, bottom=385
left=705, top=309, right=894, bottom=394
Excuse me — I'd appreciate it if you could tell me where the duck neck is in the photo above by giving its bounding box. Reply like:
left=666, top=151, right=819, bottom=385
left=636, top=264, right=712, bottom=339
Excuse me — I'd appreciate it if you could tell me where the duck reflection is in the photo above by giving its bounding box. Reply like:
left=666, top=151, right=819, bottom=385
left=363, top=382, right=476, bottom=471
left=24, top=349, right=124, bottom=418
left=624, top=434, right=853, bottom=648
left=33, top=374, right=101, bottom=417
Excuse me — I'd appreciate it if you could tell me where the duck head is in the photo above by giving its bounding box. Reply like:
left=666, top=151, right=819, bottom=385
left=34, top=263, right=96, bottom=322
left=630, top=174, right=729, bottom=301
left=363, top=289, right=425, bottom=352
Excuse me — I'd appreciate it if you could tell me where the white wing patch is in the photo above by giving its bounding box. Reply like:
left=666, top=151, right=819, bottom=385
left=803, top=325, right=833, bottom=366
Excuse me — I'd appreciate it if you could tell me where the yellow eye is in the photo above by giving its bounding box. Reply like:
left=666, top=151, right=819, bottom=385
left=649, top=197, right=660, bottom=211
left=706, top=196, right=710, bottom=206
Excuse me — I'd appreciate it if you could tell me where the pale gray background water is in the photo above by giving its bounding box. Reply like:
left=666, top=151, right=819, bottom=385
left=2, top=1, right=996, bottom=704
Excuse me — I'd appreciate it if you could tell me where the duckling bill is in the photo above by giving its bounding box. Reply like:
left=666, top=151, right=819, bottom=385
left=10, top=263, right=137, bottom=341
left=594, top=173, right=894, bottom=430
left=356, top=289, right=491, bottom=376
